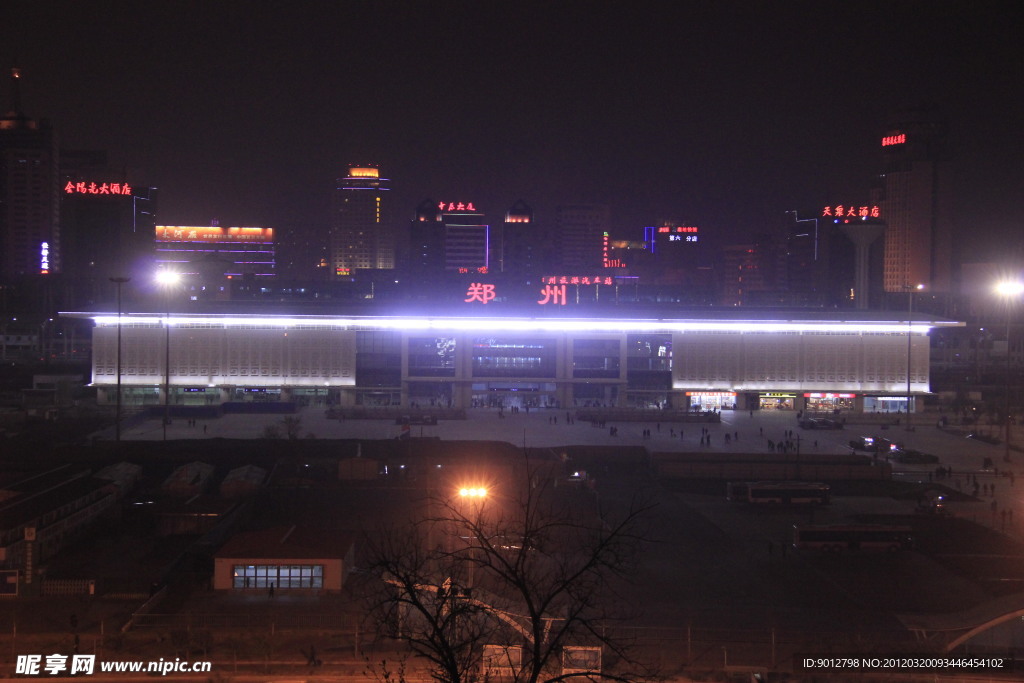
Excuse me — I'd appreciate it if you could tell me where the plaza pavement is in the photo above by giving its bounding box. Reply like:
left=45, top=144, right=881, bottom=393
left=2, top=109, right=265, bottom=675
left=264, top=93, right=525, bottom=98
left=95, top=405, right=1024, bottom=533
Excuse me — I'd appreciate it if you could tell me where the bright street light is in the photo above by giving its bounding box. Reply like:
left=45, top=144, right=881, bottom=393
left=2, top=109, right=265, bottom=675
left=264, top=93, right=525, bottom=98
left=995, top=280, right=1024, bottom=462
left=459, top=487, right=488, bottom=498
left=157, top=269, right=181, bottom=441
left=155, top=269, right=181, bottom=287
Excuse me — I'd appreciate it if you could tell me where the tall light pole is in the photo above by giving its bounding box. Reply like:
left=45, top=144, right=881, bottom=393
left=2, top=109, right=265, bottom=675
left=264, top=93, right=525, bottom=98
left=155, top=270, right=180, bottom=441
left=995, top=281, right=1024, bottom=462
left=906, top=283, right=924, bottom=430
left=109, top=277, right=130, bottom=442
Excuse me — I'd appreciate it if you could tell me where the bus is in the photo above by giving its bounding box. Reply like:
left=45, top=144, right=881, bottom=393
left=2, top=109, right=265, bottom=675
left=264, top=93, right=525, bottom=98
left=726, top=481, right=830, bottom=505
left=792, top=524, right=913, bottom=553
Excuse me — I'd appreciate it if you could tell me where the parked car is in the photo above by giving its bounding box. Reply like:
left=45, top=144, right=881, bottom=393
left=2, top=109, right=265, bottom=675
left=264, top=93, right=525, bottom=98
left=893, top=449, right=939, bottom=464
left=849, top=436, right=898, bottom=453
left=800, top=418, right=843, bottom=430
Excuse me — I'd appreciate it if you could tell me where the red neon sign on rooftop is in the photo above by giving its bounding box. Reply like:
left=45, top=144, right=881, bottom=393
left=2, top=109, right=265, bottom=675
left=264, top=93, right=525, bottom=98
left=881, top=133, right=906, bottom=147
left=822, top=205, right=881, bottom=219
left=64, top=181, right=133, bottom=196
left=439, top=201, right=477, bottom=212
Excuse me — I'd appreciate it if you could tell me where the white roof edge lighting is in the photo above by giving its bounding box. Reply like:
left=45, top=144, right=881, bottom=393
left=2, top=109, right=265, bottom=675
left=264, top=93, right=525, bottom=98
left=72, top=312, right=957, bottom=335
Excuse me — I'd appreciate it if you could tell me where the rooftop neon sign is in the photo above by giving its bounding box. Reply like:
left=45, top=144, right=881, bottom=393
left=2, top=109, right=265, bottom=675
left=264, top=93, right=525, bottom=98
left=439, top=202, right=477, bottom=212
left=64, top=181, right=133, bottom=195
left=882, top=133, right=906, bottom=147
left=822, top=205, right=881, bottom=219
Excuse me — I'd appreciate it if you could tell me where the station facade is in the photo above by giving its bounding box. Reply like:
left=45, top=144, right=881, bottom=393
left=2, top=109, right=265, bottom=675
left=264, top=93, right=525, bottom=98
left=69, top=310, right=961, bottom=415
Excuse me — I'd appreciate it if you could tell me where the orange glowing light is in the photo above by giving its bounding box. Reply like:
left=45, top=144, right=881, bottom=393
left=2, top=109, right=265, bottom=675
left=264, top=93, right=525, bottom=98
left=349, top=167, right=380, bottom=178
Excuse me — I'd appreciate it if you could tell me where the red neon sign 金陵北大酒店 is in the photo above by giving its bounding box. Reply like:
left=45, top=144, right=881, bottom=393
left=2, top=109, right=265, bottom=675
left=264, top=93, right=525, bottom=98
left=64, top=181, right=133, bottom=195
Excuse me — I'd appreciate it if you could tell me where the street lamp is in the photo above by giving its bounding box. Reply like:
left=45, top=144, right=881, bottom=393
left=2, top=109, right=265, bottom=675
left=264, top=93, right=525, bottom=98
left=905, top=283, right=924, bottom=430
left=109, top=276, right=131, bottom=442
left=995, top=280, right=1024, bottom=462
left=456, top=486, right=488, bottom=588
left=155, top=269, right=181, bottom=441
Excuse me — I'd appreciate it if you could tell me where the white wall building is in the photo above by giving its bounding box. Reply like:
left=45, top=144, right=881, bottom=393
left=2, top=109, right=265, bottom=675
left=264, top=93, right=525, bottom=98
left=64, top=310, right=961, bottom=414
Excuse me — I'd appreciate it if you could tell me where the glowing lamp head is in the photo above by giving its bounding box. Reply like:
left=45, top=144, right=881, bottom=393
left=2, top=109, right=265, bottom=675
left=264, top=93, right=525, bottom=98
left=155, top=270, right=181, bottom=287
left=995, top=281, right=1024, bottom=298
left=459, top=487, right=488, bottom=499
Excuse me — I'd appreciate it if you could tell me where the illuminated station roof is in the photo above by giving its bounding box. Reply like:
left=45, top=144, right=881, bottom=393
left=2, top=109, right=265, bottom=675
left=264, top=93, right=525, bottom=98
left=64, top=305, right=963, bottom=335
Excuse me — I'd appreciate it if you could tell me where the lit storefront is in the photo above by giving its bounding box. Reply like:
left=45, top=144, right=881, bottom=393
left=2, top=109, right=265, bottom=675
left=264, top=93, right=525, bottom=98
left=686, top=391, right=737, bottom=410
left=804, top=392, right=856, bottom=412
left=759, top=392, right=796, bottom=410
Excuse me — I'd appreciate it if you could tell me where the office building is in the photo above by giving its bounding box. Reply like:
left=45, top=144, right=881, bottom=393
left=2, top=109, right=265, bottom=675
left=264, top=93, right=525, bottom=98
left=59, top=149, right=158, bottom=306
left=155, top=225, right=275, bottom=282
left=871, top=109, right=954, bottom=295
left=495, top=200, right=540, bottom=273
left=329, top=166, right=392, bottom=277
left=439, top=201, right=489, bottom=272
left=556, top=205, right=610, bottom=271
left=0, top=68, right=60, bottom=280
left=407, top=199, right=445, bottom=273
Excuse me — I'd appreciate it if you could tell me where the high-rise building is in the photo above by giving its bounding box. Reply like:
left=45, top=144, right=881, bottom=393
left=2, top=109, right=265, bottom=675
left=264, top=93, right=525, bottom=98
left=871, top=109, right=954, bottom=295
left=59, top=149, right=158, bottom=306
left=439, top=201, right=488, bottom=272
left=154, top=225, right=275, bottom=283
left=329, top=166, right=391, bottom=277
left=496, top=199, right=540, bottom=274
left=0, top=68, right=60, bottom=280
left=556, top=205, right=610, bottom=271
left=408, top=199, right=445, bottom=273
left=720, top=237, right=787, bottom=306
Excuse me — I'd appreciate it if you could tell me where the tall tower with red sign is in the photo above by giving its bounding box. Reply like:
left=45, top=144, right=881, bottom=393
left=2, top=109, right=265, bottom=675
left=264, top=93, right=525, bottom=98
left=871, top=109, right=954, bottom=295
left=439, top=201, right=488, bottom=272
left=59, top=149, right=159, bottom=306
left=329, top=166, right=392, bottom=277
left=0, top=67, right=61, bottom=280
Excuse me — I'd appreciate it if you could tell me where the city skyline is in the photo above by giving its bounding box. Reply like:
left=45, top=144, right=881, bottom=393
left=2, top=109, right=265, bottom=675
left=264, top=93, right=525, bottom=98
left=2, top=1, right=1022, bottom=257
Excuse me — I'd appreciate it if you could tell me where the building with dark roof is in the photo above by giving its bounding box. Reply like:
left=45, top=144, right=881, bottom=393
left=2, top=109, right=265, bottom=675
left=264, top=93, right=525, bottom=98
left=213, top=525, right=355, bottom=592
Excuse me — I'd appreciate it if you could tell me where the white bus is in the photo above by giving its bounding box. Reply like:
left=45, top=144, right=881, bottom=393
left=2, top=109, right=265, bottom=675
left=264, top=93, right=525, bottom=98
left=793, top=524, right=913, bottom=553
left=727, top=481, right=830, bottom=505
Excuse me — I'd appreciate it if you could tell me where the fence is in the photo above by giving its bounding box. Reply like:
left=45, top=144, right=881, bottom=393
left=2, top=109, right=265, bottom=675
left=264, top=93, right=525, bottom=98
left=40, top=579, right=94, bottom=596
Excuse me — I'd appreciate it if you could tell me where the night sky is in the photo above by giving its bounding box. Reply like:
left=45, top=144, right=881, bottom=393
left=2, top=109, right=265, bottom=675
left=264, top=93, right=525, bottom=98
left=4, top=1, right=1022, bottom=255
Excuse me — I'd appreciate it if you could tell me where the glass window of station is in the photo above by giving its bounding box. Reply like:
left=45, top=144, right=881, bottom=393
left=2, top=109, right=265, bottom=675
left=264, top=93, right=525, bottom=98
left=626, top=335, right=672, bottom=371
left=572, top=339, right=621, bottom=378
left=356, top=331, right=402, bottom=388
left=408, top=337, right=456, bottom=377
left=626, top=335, right=672, bottom=408
left=472, top=337, right=556, bottom=378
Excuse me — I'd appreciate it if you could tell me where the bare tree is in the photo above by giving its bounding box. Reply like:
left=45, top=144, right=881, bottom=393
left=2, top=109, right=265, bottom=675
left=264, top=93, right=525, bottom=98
left=363, top=467, right=655, bottom=683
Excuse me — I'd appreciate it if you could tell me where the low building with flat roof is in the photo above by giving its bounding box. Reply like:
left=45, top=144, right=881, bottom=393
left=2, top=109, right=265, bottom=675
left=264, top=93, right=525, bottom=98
left=213, top=525, right=355, bottom=592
